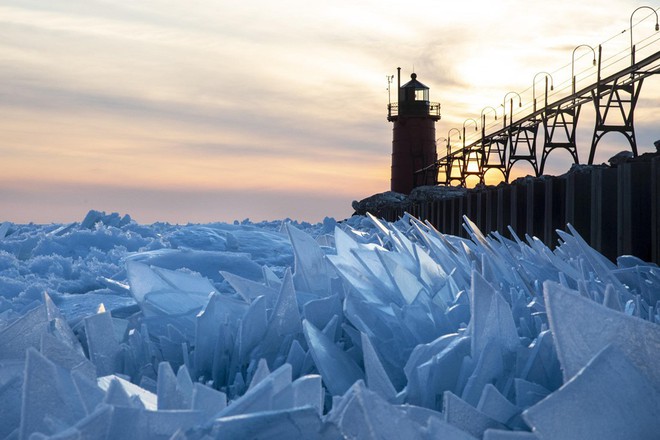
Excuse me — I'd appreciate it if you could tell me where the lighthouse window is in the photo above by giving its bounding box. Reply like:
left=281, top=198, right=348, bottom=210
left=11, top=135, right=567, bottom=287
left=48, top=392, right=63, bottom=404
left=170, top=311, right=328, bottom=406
left=415, top=89, right=427, bottom=101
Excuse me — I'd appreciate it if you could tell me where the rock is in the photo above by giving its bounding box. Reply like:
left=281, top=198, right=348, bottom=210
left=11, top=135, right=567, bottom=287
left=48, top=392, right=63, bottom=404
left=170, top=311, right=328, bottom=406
left=352, top=191, right=410, bottom=216
left=608, top=151, right=633, bottom=166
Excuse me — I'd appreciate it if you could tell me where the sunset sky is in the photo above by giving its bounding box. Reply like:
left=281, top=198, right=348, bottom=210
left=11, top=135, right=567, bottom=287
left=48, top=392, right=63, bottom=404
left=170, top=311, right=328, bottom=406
left=1, top=1, right=659, bottom=223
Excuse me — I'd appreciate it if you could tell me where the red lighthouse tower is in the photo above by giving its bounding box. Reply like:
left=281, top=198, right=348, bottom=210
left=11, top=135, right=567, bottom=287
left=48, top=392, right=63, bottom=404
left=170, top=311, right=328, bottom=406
left=387, top=69, right=441, bottom=194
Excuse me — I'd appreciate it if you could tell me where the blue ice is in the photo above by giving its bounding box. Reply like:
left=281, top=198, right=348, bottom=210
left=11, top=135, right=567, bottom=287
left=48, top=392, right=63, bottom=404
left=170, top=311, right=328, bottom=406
left=0, top=210, right=658, bottom=438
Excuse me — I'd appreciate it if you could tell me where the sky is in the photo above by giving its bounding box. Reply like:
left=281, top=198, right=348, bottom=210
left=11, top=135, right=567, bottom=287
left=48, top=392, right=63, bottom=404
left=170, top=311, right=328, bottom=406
left=1, top=0, right=659, bottom=224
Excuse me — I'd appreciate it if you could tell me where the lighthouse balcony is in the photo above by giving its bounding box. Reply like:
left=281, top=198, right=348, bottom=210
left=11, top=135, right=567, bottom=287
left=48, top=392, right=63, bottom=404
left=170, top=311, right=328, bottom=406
left=387, top=101, right=441, bottom=121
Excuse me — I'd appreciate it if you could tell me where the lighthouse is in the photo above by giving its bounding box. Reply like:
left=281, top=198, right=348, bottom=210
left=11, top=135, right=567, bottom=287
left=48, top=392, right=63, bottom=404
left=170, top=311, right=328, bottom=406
left=387, top=69, right=441, bottom=194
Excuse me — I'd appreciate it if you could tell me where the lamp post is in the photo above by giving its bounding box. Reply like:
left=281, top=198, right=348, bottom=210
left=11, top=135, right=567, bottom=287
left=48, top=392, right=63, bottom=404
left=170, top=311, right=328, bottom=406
left=480, top=106, right=498, bottom=145
left=435, top=137, right=448, bottom=184
left=479, top=107, right=498, bottom=170
left=447, top=128, right=461, bottom=158
left=436, top=137, right=447, bottom=160
left=447, top=128, right=461, bottom=183
left=480, top=106, right=498, bottom=133
left=630, top=6, right=660, bottom=65
left=571, top=44, right=597, bottom=96
left=502, top=92, right=522, bottom=129
left=462, top=118, right=478, bottom=150
left=462, top=119, right=479, bottom=179
left=532, top=72, right=554, bottom=113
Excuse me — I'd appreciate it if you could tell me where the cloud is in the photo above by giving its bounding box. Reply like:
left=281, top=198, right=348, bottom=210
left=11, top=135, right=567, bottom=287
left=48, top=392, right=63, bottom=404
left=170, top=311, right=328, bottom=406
left=0, top=0, right=658, bottom=223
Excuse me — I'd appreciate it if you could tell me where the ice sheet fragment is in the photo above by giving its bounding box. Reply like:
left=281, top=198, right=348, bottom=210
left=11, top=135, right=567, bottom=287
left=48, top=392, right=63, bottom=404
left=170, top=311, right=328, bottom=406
left=514, top=379, right=549, bottom=408
left=215, top=364, right=293, bottom=418
left=220, top=270, right=278, bottom=304
left=104, top=377, right=136, bottom=407
left=40, top=332, right=96, bottom=381
left=483, top=430, right=537, bottom=439
left=0, top=303, right=49, bottom=360
left=327, top=380, right=423, bottom=440
left=302, top=320, right=364, bottom=396
left=303, top=294, right=342, bottom=331
left=72, top=371, right=106, bottom=414
left=443, top=391, right=506, bottom=438
left=470, top=271, right=519, bottom=357
left=191, top=382, right=226, bottom=418
left=0, top=360, right=23, bottom=438
left=461, top=341, right=505, bottom=407
left=248, top=358, right=271, bottom=390
left=361, top=332, right=397, bottom=401
left=20, top=348, right=87, bottom=438
left=210, top=406, right=338, bottom=439
left=523, top=345, right=660, bottom=440
left=476, top=384, right=520, bottom=425
left=286, top=223, right=333, bottom=295
left=544, top=281, right=660, bottom=387
left=126, top=248, right=263, bottom=283
left=517, top=330, right=561, bottom=391
left=66, top=404, right=113, bottom=440
left=406, top=335, right=470, bottom=409
left=83, top=306, right=122, bottom=377
left=291, top=374, right=324, bottom=415
left=106, top=406, right=205, bottom=440
left=268, top=269, right=303, bottom=337
left=98, top=374, right=157, bottom=410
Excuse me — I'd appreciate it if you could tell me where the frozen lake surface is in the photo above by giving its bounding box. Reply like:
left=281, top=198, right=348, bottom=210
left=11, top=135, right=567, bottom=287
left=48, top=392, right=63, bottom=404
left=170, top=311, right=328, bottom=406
left=0, top=210, right=658, bottom=439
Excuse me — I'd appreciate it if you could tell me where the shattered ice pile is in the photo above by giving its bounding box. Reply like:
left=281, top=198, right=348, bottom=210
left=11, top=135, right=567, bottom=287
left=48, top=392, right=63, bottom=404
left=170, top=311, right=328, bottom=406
left=0, top=210, right=658, bottom=439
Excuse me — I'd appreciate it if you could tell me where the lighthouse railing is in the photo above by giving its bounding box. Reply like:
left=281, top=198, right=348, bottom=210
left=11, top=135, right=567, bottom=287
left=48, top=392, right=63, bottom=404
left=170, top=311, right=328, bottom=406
left=387, top=102, right=441, bottom=120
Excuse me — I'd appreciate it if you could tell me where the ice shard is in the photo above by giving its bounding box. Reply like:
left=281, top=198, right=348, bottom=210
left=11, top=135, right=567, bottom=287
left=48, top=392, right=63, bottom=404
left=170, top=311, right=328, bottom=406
left=543, top=281, right=660, bottom=387
left=62, top=404, right=114, bottom=440
left=327, top=380, right=424, bottom=440
left=523, top=345, right=660, bottom=440
left=238, top=295, right=268, bottom=364
left=220, top=270, right=278, bottom=304
left=361, top=332, right=397, bottom=401
left=40, top=332, right=96, bottom=381
left=483, top=430, right=538, bottom=440
left=98, top=374, right=157, bottom=410
left=514, top=378, right=550, bottom=408
left=126, top=248, right=263, bottom=283
left=0, top=303, right=49, bottom=360
left=461, top=340, right=505, bottom=407
left=83, top=305, right=122, bottom=377
left=476, top=384, right=520, bottom=426
left=248, top=358, right=271, bottom=390
left=20, top=348, right=87, bottom=438
left=191, top=381, right=227, bottom=418
left=215, top=363, right=293, bottom=418
left=303, top=294, right=342, bottom=332
left=469, top=271, right=519, bottom=357
left=125, top=261, right=173, bottom=303
left=157, top=362, right=190, bottom=410
left=267, top=269, right=303, bottom=338
left=291, top=374, right=324, bottom=415
left=255, top=269, right=303, bottom=365
left=302, top=320, right=364, bottom=396
left=210, top=406, right=339, bottom=440
left=0, top=360, right=23, bottom=438
left=443, top=391, right=506, bottom=438
left=286, top=223, right=333, bottom=295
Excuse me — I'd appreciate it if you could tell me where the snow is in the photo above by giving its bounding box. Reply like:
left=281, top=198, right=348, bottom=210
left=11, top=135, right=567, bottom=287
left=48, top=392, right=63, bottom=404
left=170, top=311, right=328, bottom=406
left=0, top=209, right=659, bottom=439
